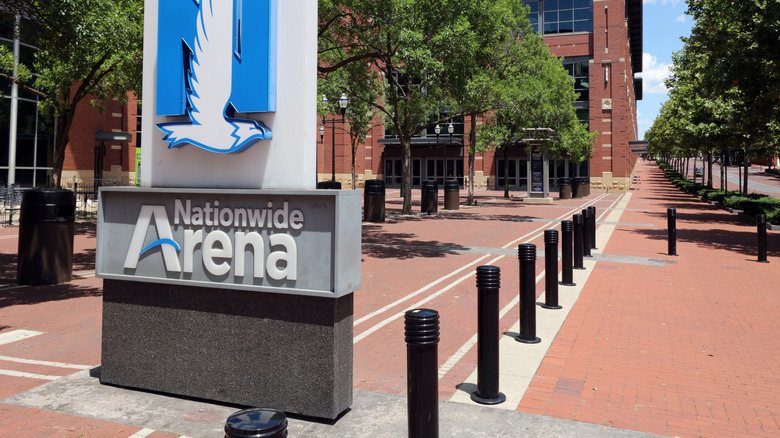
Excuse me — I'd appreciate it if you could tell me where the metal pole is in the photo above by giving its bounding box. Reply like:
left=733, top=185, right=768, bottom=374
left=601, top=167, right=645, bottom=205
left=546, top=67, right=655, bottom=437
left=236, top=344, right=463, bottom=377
left=331, top=116, right=336, bottom=182
left=582, top=209, right=592, bottom=257
left=573, top=214, right=585, bottom=270
left=405, top=309, right=440, bottom=438
left=588, top=206, right=597, bottom=250
left=516, top=243, right=541, bottom=344
left=667, top=208, right=678, bottom=256
left=758, top=214, right=769, bottom=263
left=471, top=266, right=506, bottom=405
left=560, top=220, right=576, bottom=285
left=542, top=230, right=562, bottom=309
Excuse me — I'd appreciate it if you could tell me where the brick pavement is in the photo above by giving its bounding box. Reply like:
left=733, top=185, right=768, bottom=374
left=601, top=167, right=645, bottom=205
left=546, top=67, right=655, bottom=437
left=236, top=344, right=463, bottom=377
left=519, top=161, right=780, bottom=437
left=0, top=162, right=777, bottom=437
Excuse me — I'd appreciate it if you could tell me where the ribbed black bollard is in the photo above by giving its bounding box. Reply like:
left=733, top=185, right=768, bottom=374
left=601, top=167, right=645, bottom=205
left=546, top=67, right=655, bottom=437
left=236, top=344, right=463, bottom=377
left=581, top=209, right=592, bottom=257
left=757, top=214, right=769, bottom=263
left=559, top=220, right=576, bottom=286
left=470, top=266, right=506, bottom=405
left=516, top=244, right=541, bottom=344
left=405, top=309, right=440, bottom=438
left=588, top=206, right=598, bottom=250
left=224, top=408, right=288, bottom=438
left=573, top=214, right=585, bottom=270
left=667, top=208, right=678, bottom=256
left=542, top=230, right=562, bottom=309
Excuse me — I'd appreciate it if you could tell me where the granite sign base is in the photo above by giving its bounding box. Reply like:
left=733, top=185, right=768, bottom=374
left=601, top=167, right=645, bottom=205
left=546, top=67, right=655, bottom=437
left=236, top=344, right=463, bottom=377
left=100, top=279, right=353, bottom=419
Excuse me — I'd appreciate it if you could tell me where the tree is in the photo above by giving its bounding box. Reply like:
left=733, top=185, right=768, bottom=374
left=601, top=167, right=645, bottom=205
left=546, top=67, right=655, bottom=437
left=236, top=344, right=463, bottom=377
left=0, top=0, right=143, bottom=187
left=654, top=0, right=780, bottom=194
left=318, top=61, right=383, bottom=189
left=475, top=20, right=594, bottom=198
left=319, top=0, right=521, bottom=214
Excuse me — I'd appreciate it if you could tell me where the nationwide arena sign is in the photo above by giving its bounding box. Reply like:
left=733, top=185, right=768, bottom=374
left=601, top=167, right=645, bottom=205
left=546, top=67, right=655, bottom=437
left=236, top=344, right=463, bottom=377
left=97, top=188, right=360, bottom=298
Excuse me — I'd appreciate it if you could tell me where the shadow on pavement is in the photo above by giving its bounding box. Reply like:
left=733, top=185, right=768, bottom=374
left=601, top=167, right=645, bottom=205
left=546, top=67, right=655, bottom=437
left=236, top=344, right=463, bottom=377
left=362, top=224, right=467, bottom=259
left=0, top=281, right=102, bottom=307
left=628, top=226, right=780, bottom=258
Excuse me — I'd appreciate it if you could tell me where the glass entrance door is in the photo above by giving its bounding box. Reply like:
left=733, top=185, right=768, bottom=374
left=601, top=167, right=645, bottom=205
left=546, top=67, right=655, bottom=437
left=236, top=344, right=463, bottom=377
left=496, top=159, right=528, bottom=190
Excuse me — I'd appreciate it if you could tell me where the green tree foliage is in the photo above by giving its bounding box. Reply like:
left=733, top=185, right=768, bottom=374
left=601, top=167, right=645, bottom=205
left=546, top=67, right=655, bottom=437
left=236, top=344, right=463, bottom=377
left=318, top=61, right=383, bottom=189
left=649, top=0, right=780, bottom=193
left=0, top=0, right=143, bottom=187
left=319, top=0, right=555, bottom=213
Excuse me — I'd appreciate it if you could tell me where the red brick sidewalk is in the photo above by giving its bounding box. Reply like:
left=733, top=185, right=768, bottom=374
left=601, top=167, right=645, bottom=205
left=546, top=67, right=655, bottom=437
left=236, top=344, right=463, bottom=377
left=519, top=161, right=780, bottom=437
left=2, top=163, right=778, bottom=437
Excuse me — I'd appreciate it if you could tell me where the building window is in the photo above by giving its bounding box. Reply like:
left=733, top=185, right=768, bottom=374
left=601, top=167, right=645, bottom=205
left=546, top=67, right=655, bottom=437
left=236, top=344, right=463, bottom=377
left=523, top=0, right=593, bottom=35
left=562, top=57, right=590, bottom=103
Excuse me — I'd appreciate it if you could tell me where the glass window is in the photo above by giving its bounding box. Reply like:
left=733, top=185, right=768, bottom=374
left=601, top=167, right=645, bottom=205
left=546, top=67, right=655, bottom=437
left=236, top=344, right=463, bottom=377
left=538, top=0, right=592, bottom=35
left=573, top=20, right=593, bottom=32
left=562, top=58, right=590, bottom=103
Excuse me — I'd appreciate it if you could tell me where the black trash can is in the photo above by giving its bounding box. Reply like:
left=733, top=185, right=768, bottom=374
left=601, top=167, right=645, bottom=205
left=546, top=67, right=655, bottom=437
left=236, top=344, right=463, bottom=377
left=364, top=179, right=385, bottom=223
left=17, top=189, right=75, bottom=285
left=582, top=177, right=590, bottom=196
left=558, top=177, right=572, bottom=199
left=443, top=178, right=460, bottom=210
left=420, top=179, right=438, bottom=214
left=571, top=178, right=582, bottom=198
left=317, top=180, right=342, bottom=189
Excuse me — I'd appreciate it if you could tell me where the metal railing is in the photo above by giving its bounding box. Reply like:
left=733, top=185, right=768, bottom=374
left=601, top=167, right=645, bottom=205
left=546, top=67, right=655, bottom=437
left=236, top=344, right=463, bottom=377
left=1, top=177, right=135, bottom=225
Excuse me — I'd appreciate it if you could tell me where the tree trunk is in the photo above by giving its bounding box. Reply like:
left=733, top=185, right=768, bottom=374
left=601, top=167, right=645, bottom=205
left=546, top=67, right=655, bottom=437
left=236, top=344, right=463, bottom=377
left=707, top=151, right=713, bottom=189
left=743, top=145, right=750, bottom=195
left=401, top=136, right=412, bottom=215
left=467, top=113, right=477, bottom=205
left=351, top=138, right=357, bottom=190
left=51, top=109, right=75, bottom=189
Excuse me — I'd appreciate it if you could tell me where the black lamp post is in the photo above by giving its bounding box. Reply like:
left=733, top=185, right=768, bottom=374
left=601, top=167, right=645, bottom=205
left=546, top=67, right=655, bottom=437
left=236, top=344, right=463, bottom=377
left=319, top=124, right=325, bottom=184
left=321, top=93, right=348, bottom=184
left=435, top=124, right=441, bottom=182
left=447, top=122, right=454, bottom=180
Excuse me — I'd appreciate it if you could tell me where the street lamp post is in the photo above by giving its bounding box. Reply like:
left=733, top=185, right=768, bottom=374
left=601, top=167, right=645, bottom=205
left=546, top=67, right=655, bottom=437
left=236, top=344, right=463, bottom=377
left=320, top=93, right=348, bottom=186
left=447, top=122, right=454, bottom=181
left=435, top=124, right=441, bottom=182
left=319, top=124, right=325, bottom=185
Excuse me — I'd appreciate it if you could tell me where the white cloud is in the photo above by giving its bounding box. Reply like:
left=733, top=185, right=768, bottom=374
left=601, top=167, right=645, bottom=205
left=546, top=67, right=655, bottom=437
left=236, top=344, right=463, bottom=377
left=675, top=14, right=686, bottom=23
left=638, top=53, right=671, bottom=95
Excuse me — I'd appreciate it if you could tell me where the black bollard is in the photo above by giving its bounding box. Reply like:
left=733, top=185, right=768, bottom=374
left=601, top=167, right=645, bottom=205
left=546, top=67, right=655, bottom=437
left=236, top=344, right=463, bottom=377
left=224, top=408, right=288, bottom=438
left=758, top=214, right=769, bottom=263
left=470, top=266, right=507, bottom=405
left=573, top=214, right=585, bottom=270
left=667, top=208, right=678, bottom=256
left=516, top=243, right=541, bottom=344
left=405, top=308, right=440, bottom=438
left=542, top=230, right=562, bottom=309
left=582, top=209, right=592, bottom=257
left=588, top=206, right=598, bottom=250
left=559, top=220, right=576, bottom=286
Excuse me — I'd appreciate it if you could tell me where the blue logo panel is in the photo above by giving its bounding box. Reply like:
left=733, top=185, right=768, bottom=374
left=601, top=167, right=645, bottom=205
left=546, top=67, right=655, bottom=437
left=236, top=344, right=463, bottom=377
left=155, top=0, right=276, bottom=153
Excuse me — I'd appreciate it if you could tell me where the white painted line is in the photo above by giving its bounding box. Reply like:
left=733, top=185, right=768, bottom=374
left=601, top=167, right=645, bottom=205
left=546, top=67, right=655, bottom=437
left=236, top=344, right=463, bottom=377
left=129, top=428, right=156, bottom=438
left=0, top=329, right=44, bottom=346
left=0, top=235, right=17, bottom=240
left=354, top=195, right=609, bottom=344
left=0, top=355, right=92, bottom=370
left=0, top=369, right=59, bottom=380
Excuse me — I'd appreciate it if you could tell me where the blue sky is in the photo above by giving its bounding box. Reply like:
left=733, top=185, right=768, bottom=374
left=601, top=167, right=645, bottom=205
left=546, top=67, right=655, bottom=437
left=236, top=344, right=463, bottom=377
left=636, top=0, right=693, bottom=139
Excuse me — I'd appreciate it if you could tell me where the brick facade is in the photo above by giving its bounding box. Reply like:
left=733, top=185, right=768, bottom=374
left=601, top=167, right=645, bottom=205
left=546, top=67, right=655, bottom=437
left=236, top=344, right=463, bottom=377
left=319, top=0, right=642, bottom=192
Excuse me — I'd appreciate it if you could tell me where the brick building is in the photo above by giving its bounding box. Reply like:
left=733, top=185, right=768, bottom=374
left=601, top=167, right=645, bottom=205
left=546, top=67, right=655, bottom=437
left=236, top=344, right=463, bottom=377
left=1, top=12, right=138, bottom=189
left=317, top=0, right=643, bottom=192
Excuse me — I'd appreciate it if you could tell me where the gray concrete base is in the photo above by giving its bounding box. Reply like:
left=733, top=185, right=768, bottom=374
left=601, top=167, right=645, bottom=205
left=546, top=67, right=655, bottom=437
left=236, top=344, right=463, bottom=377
left=2, top=368, right=664, bottom=438
left=101, top=279, right=353, bottom=419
